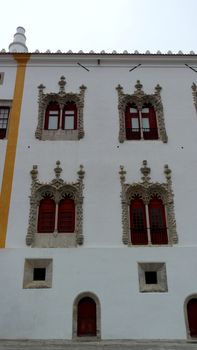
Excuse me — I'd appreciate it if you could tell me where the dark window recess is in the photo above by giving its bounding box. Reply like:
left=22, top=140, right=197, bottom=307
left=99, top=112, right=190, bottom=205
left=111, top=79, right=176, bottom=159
left=37, top=197, right=56, bottom=233
left=0, top=107, right=10, bottom=139
left=148, top=197, right=168, bottom=245
left=33, top=268, right=46, bottom=281
left=130, top=197, right=148, bottom=245
left=58, top=197, right=75, bottom=233
left=145, top=271, right=158, bottom=284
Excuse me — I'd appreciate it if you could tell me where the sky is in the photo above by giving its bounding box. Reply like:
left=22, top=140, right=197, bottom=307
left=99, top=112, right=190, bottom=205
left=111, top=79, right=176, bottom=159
left=1, top=0, right=197, bottom=54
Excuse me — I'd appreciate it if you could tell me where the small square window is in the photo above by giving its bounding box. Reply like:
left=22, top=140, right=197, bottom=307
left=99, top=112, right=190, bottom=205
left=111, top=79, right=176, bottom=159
left=145, top=271, right=157, bottom=284
left=23, top=259, right=52, bottom=289
left=33, top=268, right=46, bottom=281
left=138, top=262, right=168, bottom=293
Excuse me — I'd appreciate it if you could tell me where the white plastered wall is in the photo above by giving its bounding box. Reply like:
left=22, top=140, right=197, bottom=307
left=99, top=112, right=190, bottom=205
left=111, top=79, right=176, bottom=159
left=1, top=55, right=197, bottom=339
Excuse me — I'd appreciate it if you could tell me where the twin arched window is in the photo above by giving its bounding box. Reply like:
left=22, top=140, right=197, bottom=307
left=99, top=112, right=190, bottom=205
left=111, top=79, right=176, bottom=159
left=130, top=196, right=168, bottom=245
left=125, top=103, right=158, bottom=140
left=37, top=196, right=75, bottom=233
left=44, top=102, right=77, bottom=131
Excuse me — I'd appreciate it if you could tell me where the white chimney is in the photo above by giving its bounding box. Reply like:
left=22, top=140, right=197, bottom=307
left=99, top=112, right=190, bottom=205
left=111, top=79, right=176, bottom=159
left=9, top=27, right=28, bottom=53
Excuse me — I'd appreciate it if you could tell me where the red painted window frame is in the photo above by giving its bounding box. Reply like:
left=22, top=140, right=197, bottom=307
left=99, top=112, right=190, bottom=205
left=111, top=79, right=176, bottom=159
left=148, top=197, right=168, bottom=244
left=0, top=107, right=10, bottom=139
left=125, top=103, right=141, bottom=140
left=57, top=197, right=75, bottom=233
left=142, top=104, right=158, bottom=140
left=62, top=102, right=77, bottom=130
left=77, top=297, right=97, bottom=337
left=130, top=198, right=148, bottom=245
left=44, top=102, right=60, bottom=130
left=37, top=197, right=56, bottom=233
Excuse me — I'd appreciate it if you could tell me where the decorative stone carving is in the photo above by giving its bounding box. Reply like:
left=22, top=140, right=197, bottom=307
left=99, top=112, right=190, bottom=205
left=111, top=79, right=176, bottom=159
left=26, top=161, right=85, bottom=247
left=119, top=161, right=178, bottom=245
left=191, top=82, right=197, bottom=112
left=116, top=80, right=168, bottom=143
left=35, top=76, right=86, bottom=140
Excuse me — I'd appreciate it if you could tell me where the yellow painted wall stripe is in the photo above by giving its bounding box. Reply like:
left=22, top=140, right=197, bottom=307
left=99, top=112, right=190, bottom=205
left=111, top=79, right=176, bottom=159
left=0, top=54, right=30, bottom=248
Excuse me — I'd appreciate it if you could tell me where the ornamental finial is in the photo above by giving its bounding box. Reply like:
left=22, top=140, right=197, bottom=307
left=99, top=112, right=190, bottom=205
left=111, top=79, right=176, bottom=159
left=78, top=165, right=85, bottom=180
left=119, top=165, right=126, bottom=183
left=164, top=164, right=171, bottom=181
left=54, top=160, right=62, bottom=178
left=58, top=76, right=66, bottom=94
left=30, top=165, right=38, bottom=181
left=140, top=160, right=151, bottom=183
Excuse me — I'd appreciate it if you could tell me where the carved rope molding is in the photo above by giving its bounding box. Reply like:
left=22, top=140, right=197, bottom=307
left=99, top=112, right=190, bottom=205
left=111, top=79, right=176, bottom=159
left=116, top=80, right=168, bottom=143
left=26, top=161, right=85, bottom=247
left=35, top=76, right=86, bottom=140
left=119, top=160, right=178, bottom=246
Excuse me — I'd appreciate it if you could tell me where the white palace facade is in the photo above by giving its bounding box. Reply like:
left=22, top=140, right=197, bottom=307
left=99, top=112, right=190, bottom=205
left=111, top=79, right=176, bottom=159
left=0, top=27, right=197, bottom=340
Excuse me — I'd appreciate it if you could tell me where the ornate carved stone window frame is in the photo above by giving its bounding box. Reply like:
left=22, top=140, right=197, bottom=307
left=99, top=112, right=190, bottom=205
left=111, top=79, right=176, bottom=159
left=191, top=83, right=197, bottom=112
left=138, top=262, right=168, bottom=292
left=26, top=161, right=85, bottom=247
left=116, top=80, right=168, bottom=143
left=35, top=76, right=86, bottom=140
left=119, top=160, right=178, bottom=246
left=72, top=292, right=101, bottom=340
left=184, top=294, right=197, bottom=340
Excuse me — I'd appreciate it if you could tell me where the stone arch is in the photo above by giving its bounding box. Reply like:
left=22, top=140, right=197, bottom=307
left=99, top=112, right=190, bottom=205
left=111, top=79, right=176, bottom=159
left=184, top=294, right=197, bottom=339
left=72, top=292, right=101, bottom=340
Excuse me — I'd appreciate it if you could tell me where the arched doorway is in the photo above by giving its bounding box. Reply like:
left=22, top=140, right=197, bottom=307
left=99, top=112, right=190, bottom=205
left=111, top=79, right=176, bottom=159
left=73, top=292, right=101, bottom=339
left=187, top=298, right=197, bottom=338
left=77, top=297, right=96, bottom=336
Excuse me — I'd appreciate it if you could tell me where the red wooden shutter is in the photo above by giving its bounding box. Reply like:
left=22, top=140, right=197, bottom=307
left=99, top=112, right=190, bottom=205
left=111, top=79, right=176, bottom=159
left=57, top=198, right=75, bottom=232
left=77, top=297, right=97, bottom=337
left=37, top=198, right=55, bottom=233
left=62, top=102, right=77, bottom=130
left=142, top=105, right=158, bottom=140
left=130, top=198, right=148, bottom=245
left=187, top=299, right=197, bottom=337
left=44, top=102, right=60, bottom=130
left=148, top=197, right=168, bottom=244
left=125, top=104, right=141, bottom=140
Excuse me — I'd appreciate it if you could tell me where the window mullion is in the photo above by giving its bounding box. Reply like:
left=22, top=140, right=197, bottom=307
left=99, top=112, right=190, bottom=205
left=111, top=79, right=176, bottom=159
left=59, top=106, right=63, bottom=130
left=139, top=111, right=144, bottom=139
left=145, top=204, right=151, bottom=244
left=54, top=203, right=58, bottom=233
left=164, top=205, right=169, bottom=243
